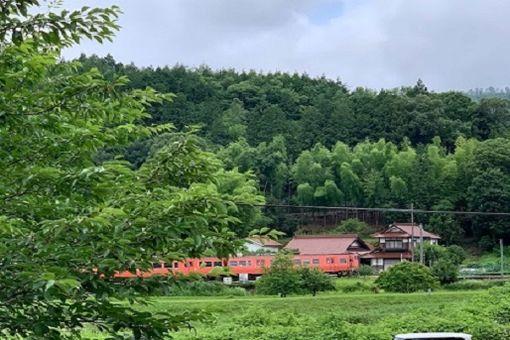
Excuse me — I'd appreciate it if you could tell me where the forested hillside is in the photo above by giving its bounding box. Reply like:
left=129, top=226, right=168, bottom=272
left=78, top=55, right=510, bottom=247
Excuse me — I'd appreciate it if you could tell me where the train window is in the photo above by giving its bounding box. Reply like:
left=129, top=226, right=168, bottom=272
left=326, top=257, right=334, bottom=264
left=205, top=261, right=213, bottom=267
left=256, top=259, right=266, bottom=266
left=214, top=261, right=223, bottom=267
left=163, top=263, right=172, bottom=268
left=239, top=260, right=247, bottom=266
left=152, top=262, right=162, bottom=268
left=340, top=258, right=347, bottom=264
left=187, top=261, right=194, bottom=267
left=229, top=261, right=238, bottom=267
left=173, top=262, right=179, bottom=269
left=293, top=259, right=302, bottom=265
left=247, top=260, right=252, bottom=266
left=312, top=258, right=320, bottom=265
left=303, top=259, right=310, bottom=266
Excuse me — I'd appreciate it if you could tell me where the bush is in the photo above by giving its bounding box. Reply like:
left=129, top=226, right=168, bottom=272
left=297, top=267, right=335, bottom=296
left=256, top=253, right=301, bottom=297
left=256, top=253, right=335, bottom=297
left=375, top=261, right=439, bottom=293
left=414, top=243, right=446, bottom=266
left=357, top=264, right=375, bottom=276
left=431, top=259, right=459, bottom=284
left=445, top=245, right=467, bottom=265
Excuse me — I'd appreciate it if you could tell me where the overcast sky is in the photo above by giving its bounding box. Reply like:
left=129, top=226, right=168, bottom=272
left=62, top=0, right=510, bottom=91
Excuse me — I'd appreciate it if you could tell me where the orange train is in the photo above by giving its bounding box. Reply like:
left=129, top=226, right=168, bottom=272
left=116, top=253, right=360, bottom=279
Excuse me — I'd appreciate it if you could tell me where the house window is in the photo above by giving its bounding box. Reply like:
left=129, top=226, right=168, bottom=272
left=326, top=257, right=334, bottom=264
left=312, top=259, right=320, bottom=265
left=340, top=258, right=347, bottom=264
left=303, top=259, right=310, bottom=266
left=293, top=259, right=302, bottom=265
left=385, top=239, right=403, bottom=249
left=371, top=258, right=383, bottom=266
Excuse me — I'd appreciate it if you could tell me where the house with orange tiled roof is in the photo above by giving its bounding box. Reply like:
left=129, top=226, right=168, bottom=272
left=283, top=234, right=372, bottom=255
left=361, top=222, right=440, bottom=272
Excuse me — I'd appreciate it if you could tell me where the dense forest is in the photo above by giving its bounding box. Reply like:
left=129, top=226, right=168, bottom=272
left=77, top=55, right=510, bottom=248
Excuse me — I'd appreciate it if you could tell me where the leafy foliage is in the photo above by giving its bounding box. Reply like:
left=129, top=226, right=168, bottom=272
left=0, top=1, right=263, bottom=338
left=297, top=267, right=335, bottom=296
left=74, top=54, right=510, bottom=245
left=431, top=259, right=459, bottom=284
left=256, top=253, right=335, bottom=297
left=256, top=253, right=301, bottom=297
left=334, top=218, right=371, bottom=237
left=375, top=262, right=439, bottom=293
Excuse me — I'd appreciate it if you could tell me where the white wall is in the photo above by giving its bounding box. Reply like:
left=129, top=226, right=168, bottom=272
left=244, top=242, right=279, bottom=253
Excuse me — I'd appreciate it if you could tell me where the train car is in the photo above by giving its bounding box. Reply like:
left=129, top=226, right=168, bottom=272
left=115, top=253, right=360, bottom=279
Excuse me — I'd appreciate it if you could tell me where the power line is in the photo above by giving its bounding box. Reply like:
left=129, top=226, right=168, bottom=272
left=243, top=203, right=510, bottom=217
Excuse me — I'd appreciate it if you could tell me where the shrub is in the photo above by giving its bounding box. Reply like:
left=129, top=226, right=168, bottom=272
left=414, top=243, right=446, bottom=266
left=297, top=267, right=335, bottom=296
left=375, top=261, right=439, bottom=293
left=431, top=259, right=459, bottom=284
left=256, top=253, right=301, bottom=297
left=256, top=253, right=335, bottom=296
left=357, top=264, right=375, bottom=276
left=445, top=245, right=467, bottom=265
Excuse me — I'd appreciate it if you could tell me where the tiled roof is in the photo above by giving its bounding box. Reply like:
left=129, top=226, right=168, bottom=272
left=392, top=223, right=440, bottom=239
left=283, top=234, right=370, bottom=255
left=372, top=223, right=440, bottom=239
left=246, top=236, right=282, bottom=247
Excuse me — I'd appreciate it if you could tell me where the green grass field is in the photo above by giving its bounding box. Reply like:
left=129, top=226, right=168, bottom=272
left=82, top=278, right=484, bottom=339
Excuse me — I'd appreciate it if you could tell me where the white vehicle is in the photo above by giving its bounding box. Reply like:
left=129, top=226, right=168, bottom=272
left=394, top=333, right=472, bottom=340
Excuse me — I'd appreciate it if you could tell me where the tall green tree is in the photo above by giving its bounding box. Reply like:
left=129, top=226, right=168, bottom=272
left=0, top=1, right=262, bottom=338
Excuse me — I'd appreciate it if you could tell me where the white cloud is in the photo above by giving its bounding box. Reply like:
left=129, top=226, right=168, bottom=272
left=62, top=0, right=510, bottom=91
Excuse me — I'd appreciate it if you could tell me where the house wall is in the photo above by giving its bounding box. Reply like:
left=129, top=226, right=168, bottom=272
left=245, top=243, right=279, bottom=253
left=379, top=237, right=437, bottom=251
left=370, top=258, right=403, bottom=272
left=245, top=243, right=263, bottom=252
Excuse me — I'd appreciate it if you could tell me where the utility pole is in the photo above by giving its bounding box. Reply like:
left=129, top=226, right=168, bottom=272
left=419, top=223, right=424, bottom=265
left=501, top=239, right=504, bottom=276
left=410, top=203, right=414, bottom=262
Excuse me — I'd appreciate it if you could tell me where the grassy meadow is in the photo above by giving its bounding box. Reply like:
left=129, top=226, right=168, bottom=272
left=82, top=277, right=493, bottom=339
